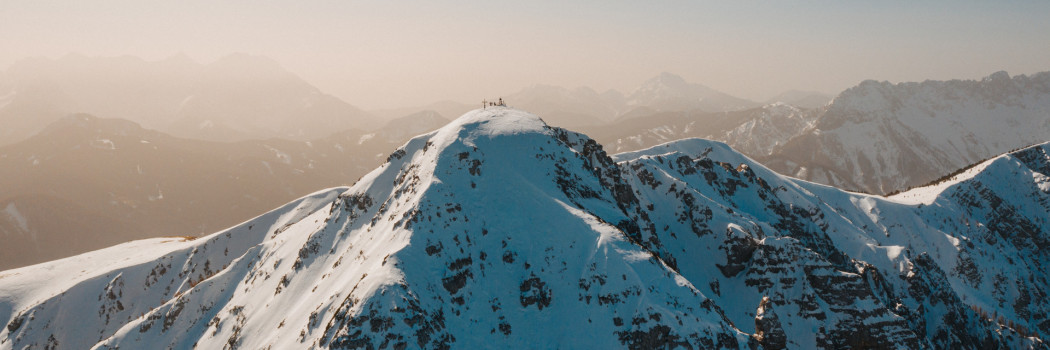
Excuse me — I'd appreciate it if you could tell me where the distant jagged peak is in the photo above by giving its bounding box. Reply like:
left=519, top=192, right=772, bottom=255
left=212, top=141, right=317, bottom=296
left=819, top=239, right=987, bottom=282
left=627, top=72, right=759, bottom=112
left=835, top=70, right=1050, bottom=102
left=644, top=71, right=691, bottom=88
left=632, top=72, right=706, bottom=97
left=820, top=69, right=1050, bottom=128
left=161, top=52, right=196, bottom=64
left=201, top=52, right=303, bottom=83
left=207, top=52, right=285, bottom=71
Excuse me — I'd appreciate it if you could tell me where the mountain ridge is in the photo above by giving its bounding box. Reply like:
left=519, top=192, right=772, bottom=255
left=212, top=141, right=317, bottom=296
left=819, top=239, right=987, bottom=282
left=762, top=70, right=1050, bottom=194
left=0, top=53, right=375, bottom=145
left=2, top=108, right=1048, bottom=349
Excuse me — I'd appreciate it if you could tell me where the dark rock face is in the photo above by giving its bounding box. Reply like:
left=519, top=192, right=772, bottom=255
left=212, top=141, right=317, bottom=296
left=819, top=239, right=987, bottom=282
left=615, top=140, right=1050, bottom=349
left=617, top=147, right=919, bottom=348
left=283, top=113, right=751, bottom=349
left=752, top=297, right=786, bottom=350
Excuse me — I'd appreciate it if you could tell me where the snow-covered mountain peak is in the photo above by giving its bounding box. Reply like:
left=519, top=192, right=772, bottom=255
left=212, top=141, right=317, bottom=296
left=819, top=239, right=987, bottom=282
left=0, top=108, right=754, bottom=349
left=643, top=72, right=690, bottom=89
left=435, top=108, right=548, bottom=142
left=4, top=108, right=1049, bottom=349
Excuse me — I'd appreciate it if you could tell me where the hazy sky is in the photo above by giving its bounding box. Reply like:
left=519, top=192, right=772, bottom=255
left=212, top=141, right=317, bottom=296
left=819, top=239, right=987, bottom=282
left=2, top=1, right=1049, bottom=109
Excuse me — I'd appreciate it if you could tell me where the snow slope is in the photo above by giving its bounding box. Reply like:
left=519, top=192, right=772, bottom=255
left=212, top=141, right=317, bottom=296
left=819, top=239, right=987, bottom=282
left=616, top=138, right=1050, bottom=348
left=1, top=109, right=747, bottom=349
left=2, top=108, right=1048, bottom=349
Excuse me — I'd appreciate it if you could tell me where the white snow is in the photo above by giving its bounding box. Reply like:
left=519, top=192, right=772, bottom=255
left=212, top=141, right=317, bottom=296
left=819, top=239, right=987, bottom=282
left=1, top=109, right=754, bottom=349
left=887, top=158, right=995, bottom=205
left=2, top=107, right=1047, bottom=349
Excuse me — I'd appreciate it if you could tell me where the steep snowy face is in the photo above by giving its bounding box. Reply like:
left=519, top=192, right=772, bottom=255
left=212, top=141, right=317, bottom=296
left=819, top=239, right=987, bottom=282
left=0, top=108, right=747, bottom=349
left=0, top=187, right=346, bottom=349
left=616, top=139, right=1050, bottom=348
left=764, top=71, right=1050, bottom=194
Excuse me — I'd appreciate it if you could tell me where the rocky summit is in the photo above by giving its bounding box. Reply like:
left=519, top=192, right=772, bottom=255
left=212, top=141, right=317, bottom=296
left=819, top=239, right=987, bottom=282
left=2, top=108, right=1048, bottom=349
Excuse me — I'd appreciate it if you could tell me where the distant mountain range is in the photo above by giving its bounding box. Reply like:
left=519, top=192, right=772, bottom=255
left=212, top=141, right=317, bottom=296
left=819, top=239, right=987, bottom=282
left=370, top=71, right=789, bottom=130
left=584, top=103, right=821, bottom=157
left=592, top=71, right=1050, bottom=195
left=2, top=108, right=1046, bottom=348
left=0, top=53, right=375, bottom=145
left=1, top=54, right=800, bottom=146
left=626, top=72, right=762, bottom=113
left=498, top=72, right=808, bottom=129
left=762, top=71, right=1050, bottom=194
